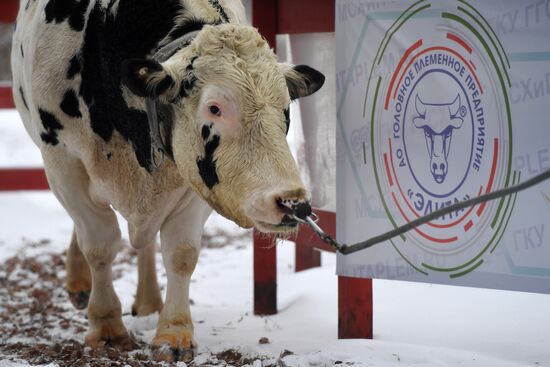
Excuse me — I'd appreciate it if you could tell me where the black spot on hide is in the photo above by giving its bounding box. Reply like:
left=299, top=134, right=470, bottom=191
left=107, top=152, right=112, bottom=160
left=197, top=135, right=220, bottom=189
left=79, top=0, right=183, bottom=170
left=44, top=0, right=90, bottom=32
left=283, top=108, right=290, bottom=135
left=60, top=89, right=81, bottom=118
left=19, top=87, right=29, bottom=111
left=20, top=44, right=24, bottom=58
left=208, top=0, right=230, bottom=23
left=67, top=54, right=82, bottom=79
left=39, top=108, right=64, bottom=146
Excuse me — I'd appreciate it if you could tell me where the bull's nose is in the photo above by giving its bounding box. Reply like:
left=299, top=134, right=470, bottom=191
left=244, top=187, right=310, bottom=233
left=277, top=198, right=312, bottom=220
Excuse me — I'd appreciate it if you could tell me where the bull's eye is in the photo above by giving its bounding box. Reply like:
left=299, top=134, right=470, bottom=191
left=209, top=105, right=221, bottom=117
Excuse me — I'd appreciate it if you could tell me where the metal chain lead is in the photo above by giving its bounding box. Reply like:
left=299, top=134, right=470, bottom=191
left=294, top=168, right=550, bottom=255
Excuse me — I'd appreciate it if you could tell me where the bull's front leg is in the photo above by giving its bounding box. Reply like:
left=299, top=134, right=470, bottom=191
left=152, top=196, right=211, bottom=363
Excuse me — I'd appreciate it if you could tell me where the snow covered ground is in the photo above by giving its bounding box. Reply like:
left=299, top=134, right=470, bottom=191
left=1, top=108, right=549, bottom=366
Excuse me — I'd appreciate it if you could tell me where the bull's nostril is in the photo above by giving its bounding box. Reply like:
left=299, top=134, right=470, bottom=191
left=293, top=202, right=312, bottom=220
left=440, top=163, right=445, bottom=171
left=276, top=199, right=294, bottom=215
left=432, top=163, right=437, bottom=171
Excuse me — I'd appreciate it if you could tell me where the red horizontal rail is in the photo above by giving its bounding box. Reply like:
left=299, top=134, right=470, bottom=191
left=252, top=0, right=335, bottom=49
left=0, top=168, right=49, bottom=191
left=278, top=0, right=335, bottom=34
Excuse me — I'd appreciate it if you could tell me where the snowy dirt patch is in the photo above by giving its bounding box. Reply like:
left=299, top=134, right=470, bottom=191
left=0, top=230, right=287, bottom=367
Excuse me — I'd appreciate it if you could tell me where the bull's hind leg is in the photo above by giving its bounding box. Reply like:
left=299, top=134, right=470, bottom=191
left=132, top=243, right=163, bottom=316
left=42, top=152, right=131, bottom=350
left=66, top=229, right=92, bottom=309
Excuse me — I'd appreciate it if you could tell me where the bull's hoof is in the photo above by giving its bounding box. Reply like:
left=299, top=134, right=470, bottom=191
left=85, top=325, right=134, bottom=351
left=152, top=332, right=196, bottom=363
left=131, top=298, right=163, bottom=317
left=67, top=290, right=90, bottom=310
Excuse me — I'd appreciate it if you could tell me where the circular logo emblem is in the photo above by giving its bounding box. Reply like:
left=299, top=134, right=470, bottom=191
left=365, top=2, right=516, bottom=277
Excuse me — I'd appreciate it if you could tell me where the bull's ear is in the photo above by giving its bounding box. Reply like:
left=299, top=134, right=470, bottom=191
left=121, top=59, right=174, bottom=98
left=282, top=64, right=325, bottom=100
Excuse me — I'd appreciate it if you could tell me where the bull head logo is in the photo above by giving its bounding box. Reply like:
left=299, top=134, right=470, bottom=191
left=413, top=94, right=464, bottom=184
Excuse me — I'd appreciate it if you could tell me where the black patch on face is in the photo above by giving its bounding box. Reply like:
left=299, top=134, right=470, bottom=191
left=197, top=134, right=220, bottom=189
left=207, top=0, right=230, bottom=23
left=39, top=108, right=64, bottom=146
left=106, top=152, right=112, bottom=160
left=20, top=44, right=24, bottom=58
left=79, top=0, right=182, bottom=170
left=283, top=108, right=290, bottom=135
left=44, top=0, right=90, bottom=32
left=60, top=89, right=82, bottom=118
left=201, top=124, right=211, bottom=141
left=175, top=57, right=199, bottom=101
left=19, top=87, right=29, bottom=111
left=67, top=53, right=82, bottom=79
left=178, top=74, right=198, bottom=100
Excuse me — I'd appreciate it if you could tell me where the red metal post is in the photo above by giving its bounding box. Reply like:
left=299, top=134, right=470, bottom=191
left=338, top=276, right=373, bottom=339
left=251, top=0, right=279, bottom=316
left=0, top=0, right=18, bottom=108
left=253, top=230, right=277, bottom=315
left=0, top=0, right=19, bottom=24
left=295, top=210, right=335, bottom=271
left=295, top=243, right=321, bottom=272
left=252, top=0, right=278, bottom=49
left=0, top=168, right=49, bottom=191
left=0, top=83, right=15, bottom=109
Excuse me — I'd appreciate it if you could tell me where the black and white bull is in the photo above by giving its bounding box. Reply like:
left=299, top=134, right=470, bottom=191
left=11, top=0, right=324, bottom=362
left=413, top=94, right=464, bottom=184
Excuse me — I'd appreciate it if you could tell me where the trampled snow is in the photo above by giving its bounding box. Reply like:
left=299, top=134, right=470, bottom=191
left=1, top=109, right=549, bottom=366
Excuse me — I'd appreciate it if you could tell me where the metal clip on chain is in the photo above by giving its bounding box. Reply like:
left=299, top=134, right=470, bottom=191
left=282, top=202, right=345, bottom=252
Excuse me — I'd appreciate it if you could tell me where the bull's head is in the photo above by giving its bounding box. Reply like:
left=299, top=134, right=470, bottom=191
left=413, top=94, right=463, bottom=184
left=121, top=24, right=324, bottom=233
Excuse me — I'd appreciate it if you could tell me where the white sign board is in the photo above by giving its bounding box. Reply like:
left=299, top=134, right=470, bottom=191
left=336, top=0, right=550, bottom=293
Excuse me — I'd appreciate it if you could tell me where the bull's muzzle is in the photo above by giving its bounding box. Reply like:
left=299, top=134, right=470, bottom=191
left=245, top=188, right=311, bottom=233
